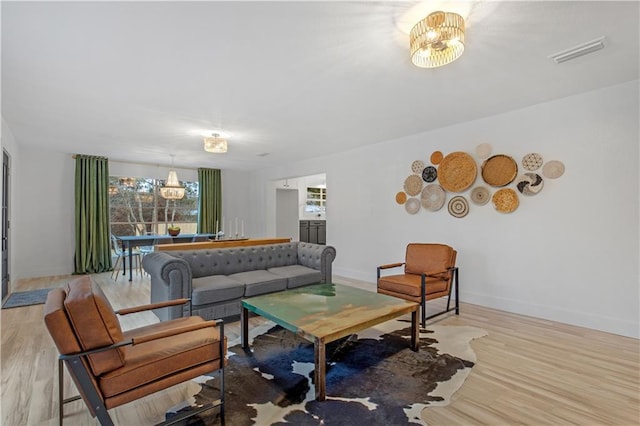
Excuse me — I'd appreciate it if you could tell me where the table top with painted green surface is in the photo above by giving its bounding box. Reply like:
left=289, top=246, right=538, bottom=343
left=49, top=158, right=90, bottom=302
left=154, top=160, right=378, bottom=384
left=242, top=283, right=418, bottom=344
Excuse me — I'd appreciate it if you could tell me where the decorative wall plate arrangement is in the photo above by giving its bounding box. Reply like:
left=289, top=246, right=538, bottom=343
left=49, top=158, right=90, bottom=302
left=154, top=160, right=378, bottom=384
left=421, top=184, right=446, bottom=211
left=481, top=155, right=518, bottom=187
left=475, top=143, right=492, bottom=159
left=492, top=188, right=519, bottom=213
left=430, top=151, right=443, bottom=165
left=404, top=174, right=423, bottom=196
left=522, top=153, right=543, bottom=171
left=438, top=152, right=477, bottom=192
left=421, top=166, right=437, bottom=182
left=542, top=160, right=565, bottom=179
left=395, top=147, right=564, bottom=217
left=448, top=196, right=469, bottom=218
left=470, top=186, right=490, bottom=205
left=405, top=197, right=420, bottom=214
left=516, top=173, right=544, bottom=196
left=411, top=160, right=425, bottom=174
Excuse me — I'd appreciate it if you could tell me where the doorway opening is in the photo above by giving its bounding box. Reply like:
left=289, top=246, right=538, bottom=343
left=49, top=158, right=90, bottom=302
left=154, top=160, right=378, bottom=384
left=274, top=173, right=326, bottom=243
left=2, top=149, right=10, bottom=300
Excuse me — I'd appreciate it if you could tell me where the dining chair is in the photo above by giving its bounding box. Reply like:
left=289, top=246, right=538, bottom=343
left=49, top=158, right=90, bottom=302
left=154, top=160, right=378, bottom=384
left=111, top=235, right=142, bottom=279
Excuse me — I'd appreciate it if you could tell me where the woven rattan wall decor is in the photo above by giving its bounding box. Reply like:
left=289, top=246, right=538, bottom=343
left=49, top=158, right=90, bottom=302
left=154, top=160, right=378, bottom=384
left=396, top=144, right=564, bottom=217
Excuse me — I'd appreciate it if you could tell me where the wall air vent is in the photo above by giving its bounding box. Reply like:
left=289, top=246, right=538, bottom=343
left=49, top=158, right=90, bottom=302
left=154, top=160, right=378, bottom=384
left=549, top=37, right=606, bottom=64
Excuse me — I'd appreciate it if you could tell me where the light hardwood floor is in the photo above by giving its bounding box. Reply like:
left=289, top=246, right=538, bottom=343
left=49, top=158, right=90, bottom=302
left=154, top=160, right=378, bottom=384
left=1, top=272, right=639, bottom=425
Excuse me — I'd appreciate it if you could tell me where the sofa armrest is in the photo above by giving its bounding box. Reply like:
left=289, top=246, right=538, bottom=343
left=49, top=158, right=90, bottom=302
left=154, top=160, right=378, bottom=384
left=297, top=242, right=337, bottom=283
left=142, top=252, right=193, bottom=320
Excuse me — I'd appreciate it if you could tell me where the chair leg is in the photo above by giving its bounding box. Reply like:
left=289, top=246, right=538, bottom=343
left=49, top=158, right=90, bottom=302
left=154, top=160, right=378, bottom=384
left=421, top=275, right=426, bottom=328
left=110, top=256, right=122, bottom=280
left=454, top=268, right=459, bottom=315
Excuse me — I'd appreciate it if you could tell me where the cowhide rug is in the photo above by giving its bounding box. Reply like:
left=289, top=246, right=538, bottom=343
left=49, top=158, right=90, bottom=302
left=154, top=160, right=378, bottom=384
left=171, top=319, right=487, bottom=425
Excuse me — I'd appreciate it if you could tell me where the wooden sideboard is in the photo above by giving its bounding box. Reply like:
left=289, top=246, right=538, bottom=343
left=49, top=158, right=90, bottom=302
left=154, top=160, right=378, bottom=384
left=156, top=237, right=292, bottom=252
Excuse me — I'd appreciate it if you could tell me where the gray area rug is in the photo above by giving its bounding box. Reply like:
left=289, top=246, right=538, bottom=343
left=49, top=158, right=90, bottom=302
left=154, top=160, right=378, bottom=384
left=2, top=288, right=55, bottom=309
left=171, top=319, right=487, bottom=425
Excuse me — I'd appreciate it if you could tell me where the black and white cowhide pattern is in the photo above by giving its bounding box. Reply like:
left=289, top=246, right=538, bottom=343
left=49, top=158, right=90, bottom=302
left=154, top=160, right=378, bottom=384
left=174, top=319, right=487, bottom=425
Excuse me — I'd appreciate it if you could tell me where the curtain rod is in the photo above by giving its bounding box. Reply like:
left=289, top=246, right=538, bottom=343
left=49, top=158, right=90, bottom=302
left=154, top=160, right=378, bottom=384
left=71, top=155, right=198, bottom=171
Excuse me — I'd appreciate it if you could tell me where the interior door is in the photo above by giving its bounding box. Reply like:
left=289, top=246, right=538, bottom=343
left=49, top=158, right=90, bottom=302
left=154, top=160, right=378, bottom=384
left=2, top=150, right=10, bottom=300
left=276, top=188, right=299, bottom=241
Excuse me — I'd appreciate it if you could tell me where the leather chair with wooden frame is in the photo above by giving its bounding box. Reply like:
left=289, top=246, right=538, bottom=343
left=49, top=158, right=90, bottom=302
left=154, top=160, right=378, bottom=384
left=377, top=243, right=459, bottom=328
left=44, top=276, right=226, bottom=426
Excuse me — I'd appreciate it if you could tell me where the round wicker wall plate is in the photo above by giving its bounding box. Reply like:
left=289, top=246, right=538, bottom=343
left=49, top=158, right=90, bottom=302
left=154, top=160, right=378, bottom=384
left=516, top=173, right=544, bottom=196
left=492, top=188, right=519, bottom=213
left=405, top=198, right=420, bottom=214
left=403, top=175, right=423, bottom=196
left=476, top=143, right=492, bottom=159
left=411, top=160, right=425, bottom=174
left=481, top=155, right=518, bottom=187
left=437, top=152, right=477, bottom=193
left=421, top=184, right=446, bottom=211
left=522, top=153, right=543, bottom=171
left=470, top=186, right=490, bottom=205
left=421, top=166, right=437, bottom=182
left=542, top=160, right=565, bottom=179
left=395, top=191, right=407, bottom=204
left=430, top=151, right=443, bottom=165
left=448, top=196, right=469, bottom=218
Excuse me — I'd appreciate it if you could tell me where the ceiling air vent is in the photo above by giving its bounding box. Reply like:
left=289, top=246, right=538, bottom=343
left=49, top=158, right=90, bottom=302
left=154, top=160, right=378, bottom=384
left=549, top=37, right=606, bottom=64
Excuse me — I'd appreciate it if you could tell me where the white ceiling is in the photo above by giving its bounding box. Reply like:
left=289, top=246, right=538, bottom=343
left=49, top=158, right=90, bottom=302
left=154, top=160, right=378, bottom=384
left=2, top=1, right=638, bottom=171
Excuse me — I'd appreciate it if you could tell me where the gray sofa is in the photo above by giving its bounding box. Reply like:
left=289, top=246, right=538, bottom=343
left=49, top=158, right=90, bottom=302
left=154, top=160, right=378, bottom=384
left=142, top=242, right=336, bottom=321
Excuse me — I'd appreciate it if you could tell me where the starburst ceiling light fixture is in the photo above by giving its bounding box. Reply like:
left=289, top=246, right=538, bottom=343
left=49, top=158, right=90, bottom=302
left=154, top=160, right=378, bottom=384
left=410, top=11, right=465, bottom=68
left=160, top=155, right=185, bottom=200
left=204, top=133, right=228, bottom=153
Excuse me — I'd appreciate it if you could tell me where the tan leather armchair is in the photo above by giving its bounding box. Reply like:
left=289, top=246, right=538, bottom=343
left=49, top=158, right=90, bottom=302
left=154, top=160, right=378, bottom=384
left=44, top=276, right=225, bottom=426
left=377, top=243, right=459, bottom=327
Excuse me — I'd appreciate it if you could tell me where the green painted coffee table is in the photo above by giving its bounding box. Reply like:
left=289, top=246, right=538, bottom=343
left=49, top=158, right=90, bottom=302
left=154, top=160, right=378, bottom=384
left=241, top=283, right=419, bottom=401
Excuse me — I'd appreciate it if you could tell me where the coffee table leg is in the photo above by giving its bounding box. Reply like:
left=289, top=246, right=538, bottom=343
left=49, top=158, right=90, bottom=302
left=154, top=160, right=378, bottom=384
left=241, top=306, right=249, bottom=349
left=314, top=339, right=326, bottom=401
left=411, top=309, right=419, bottom=351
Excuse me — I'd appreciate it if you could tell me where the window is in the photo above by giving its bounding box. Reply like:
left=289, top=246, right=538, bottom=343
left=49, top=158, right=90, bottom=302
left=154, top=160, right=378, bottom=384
left=305, top=187, right=326, bottom=213
left=109, top=176, right=198, bottom=236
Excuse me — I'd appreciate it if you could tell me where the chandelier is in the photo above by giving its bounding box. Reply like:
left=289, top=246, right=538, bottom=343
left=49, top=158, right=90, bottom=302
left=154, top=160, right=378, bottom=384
left=160, top=155, right=185, bottom=200
left=410, top=11, right=465, bottom=68
left=204, top=133, right=228, bottom=153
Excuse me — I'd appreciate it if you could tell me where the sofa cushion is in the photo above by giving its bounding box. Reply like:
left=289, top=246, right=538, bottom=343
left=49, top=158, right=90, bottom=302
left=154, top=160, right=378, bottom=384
left=230, top=270, right=287, bottom=297
left=191, top=275, right=245, bottom=306
left=63, top=276, right=125, bottom=376
left=268, top=265, right=322, bottom=289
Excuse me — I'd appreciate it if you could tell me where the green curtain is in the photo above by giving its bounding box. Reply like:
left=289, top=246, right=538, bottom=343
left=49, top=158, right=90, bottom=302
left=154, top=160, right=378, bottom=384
left=197, top=168, right=222, bottom=234
left=74, top=155, right=112, bottom=274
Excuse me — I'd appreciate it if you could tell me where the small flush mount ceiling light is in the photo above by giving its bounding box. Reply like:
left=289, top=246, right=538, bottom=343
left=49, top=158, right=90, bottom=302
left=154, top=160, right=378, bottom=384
left=410, top=11, right=465, bottom=68
left=160, top=155, right=185, bottom=200
left=204, top=133, right=228, bottom=153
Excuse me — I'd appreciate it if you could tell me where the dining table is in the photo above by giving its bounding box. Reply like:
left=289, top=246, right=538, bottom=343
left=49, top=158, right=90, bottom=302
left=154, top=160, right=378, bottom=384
left=114, top=234, right=214, bottom=281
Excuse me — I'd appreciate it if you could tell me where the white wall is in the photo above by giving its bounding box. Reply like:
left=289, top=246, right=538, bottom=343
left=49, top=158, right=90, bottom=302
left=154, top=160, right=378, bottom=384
left=13, top=147, right=75, bottom=279
left=252, top=80, right=640, bottom=338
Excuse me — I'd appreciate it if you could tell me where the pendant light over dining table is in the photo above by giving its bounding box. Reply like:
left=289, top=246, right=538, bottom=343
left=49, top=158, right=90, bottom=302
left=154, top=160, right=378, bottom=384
left=160, top=155, right=185, bottom=200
